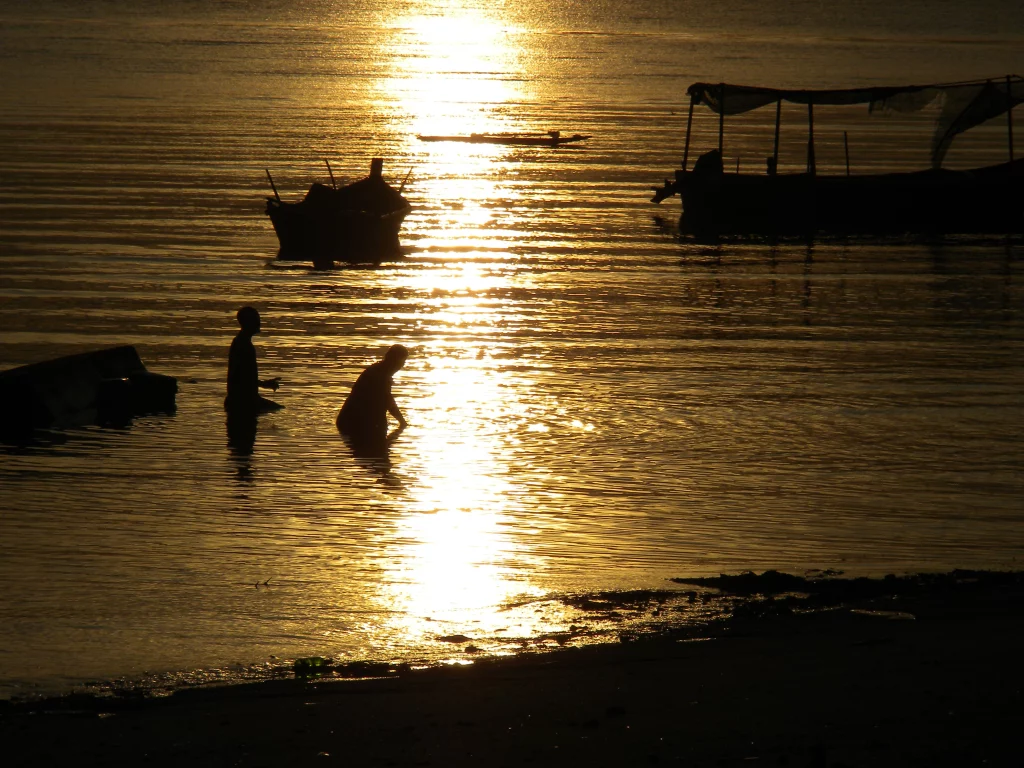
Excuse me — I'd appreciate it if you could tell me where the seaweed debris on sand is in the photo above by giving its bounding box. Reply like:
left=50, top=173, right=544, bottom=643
left=3, top=570, right=1022, bottom=767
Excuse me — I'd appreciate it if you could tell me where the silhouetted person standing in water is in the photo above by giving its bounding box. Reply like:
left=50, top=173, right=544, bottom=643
left=225, top=306, right=282, bottom=416
left=336, top=345, right=409, bottom=450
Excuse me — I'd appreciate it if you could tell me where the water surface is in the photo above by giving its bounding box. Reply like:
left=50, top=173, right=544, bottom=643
left=1, top=0, right=1023, bottom=698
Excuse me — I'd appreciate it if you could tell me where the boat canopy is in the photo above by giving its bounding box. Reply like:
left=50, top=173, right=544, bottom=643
left=687, top=76, right=1024, bottom=167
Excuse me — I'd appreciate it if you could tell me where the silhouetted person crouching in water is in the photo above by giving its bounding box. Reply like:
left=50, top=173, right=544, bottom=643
left=336, top=345, right=409, bottom=451
left=225, top=306, right=282, bottom=416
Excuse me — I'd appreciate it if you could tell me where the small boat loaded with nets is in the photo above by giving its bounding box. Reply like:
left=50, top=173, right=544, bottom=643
left=265, top=158, right=412, bottom=267
left=651, top=76, right=1024, bottom=238
left=417, top=130, right=590, bottom=147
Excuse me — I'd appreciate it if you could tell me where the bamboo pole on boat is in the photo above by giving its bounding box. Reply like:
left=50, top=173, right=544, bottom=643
left=325, top=160, right=337, bottom=189
left=843, top=131, right=850, bottom=176
left=265, top=169, right=280, bottom=202
left=1007, top=75, right=1015, bottom=164
left=682, top=95, right=696, bottom=171
left=771, top=99, right=781, bottom=175
left=718, top=83, right=725, bottom=156
left=806, top=102, right=816, bottom=175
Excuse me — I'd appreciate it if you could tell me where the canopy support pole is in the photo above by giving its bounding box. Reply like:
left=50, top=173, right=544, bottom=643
left=771, top=99, right=781, bottom=175
left=718, top=83, right=725, bottom=156
left=1007, top=75, right=1015, bottom=164
left=806, top=102, right=816, bottom=175
left=682, top=95, right=696, bottom=172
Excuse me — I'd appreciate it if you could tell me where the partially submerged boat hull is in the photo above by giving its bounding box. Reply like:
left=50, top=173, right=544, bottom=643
left=0, top=346, right=177, bottom=437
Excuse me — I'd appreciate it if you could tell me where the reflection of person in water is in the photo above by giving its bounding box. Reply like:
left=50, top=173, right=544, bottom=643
left=224, top=306, right=282, bottom=415
left=336, top=344, right=409, bottom=452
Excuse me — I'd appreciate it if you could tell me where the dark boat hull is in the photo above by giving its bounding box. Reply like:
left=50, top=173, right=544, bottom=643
left=0, top=346, right=177, bottom=437
left=665, top=158, right=1024, bottom=238
left=267, top=200, right=411, bottom=264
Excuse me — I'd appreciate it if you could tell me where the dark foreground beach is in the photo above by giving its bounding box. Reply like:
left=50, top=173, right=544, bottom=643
left=4, top=571, right=1022, bottom=767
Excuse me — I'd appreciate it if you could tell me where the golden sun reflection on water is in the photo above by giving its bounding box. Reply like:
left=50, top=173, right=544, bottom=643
left=380, top=4, right=535, bottom=253
left=362, top=3, right=578, bottom=660
left=384, top=7, right=527, bottom=136
left=371, top=299, right=576, bottom=658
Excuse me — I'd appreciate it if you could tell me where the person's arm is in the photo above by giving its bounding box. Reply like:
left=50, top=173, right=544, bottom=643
left=387, top=395, right=408, bottom=429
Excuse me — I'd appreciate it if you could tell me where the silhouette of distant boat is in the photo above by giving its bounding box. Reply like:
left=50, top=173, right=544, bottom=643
left=652, top=76, right=1024, bottom=237
left=417, top=130, right=590, bottom=147
left=265, top=158, right=411, bottom=267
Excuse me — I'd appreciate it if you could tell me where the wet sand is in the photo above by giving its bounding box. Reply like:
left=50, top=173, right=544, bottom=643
left=4, top=571, right=1022, bottom=767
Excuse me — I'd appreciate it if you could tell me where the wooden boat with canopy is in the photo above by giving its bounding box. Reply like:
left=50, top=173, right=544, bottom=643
left=651, top=76, right=1024, bottom=237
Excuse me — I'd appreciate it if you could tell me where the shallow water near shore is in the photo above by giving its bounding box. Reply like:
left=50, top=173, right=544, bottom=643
left=2, top=0, right=1023, bottom=699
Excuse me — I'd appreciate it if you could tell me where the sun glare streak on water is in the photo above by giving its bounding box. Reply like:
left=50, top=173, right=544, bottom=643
left=378, top=349, right=533, bottom=640
left=386, top=8, right=527, bottom=130
left=380, top=4, right=537, bottom=256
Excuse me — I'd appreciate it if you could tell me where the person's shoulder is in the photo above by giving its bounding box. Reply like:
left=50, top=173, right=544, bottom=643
left=359, top=359, right=385, bottom=374
left=230, top=333, right=253, bottom=350
left=358, top=360, right=390, bottom=383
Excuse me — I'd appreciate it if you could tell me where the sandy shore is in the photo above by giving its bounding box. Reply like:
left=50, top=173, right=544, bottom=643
left=4, top=571, right=1022, bottom=767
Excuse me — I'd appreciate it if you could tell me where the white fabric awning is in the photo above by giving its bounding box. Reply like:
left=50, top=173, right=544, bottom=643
left=687, top=77, right=1024, bottom=167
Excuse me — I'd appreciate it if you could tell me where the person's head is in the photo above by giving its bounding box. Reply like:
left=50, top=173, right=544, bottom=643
left=237, top=306, right=261, bottom=334
left=382, top=344, right=409, bottom=373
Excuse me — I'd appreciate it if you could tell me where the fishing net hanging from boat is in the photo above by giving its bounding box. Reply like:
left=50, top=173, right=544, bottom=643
left=930, top=81, right=1024, bottom=166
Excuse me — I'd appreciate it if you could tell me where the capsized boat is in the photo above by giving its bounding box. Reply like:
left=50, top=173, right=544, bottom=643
left=417, top=130, right=590, bottom=147
left=651, top=76, right=1024, bottom=237
left=0, top=346, right=177, bottom=437
left=265, top=158, right=411, bottom=267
